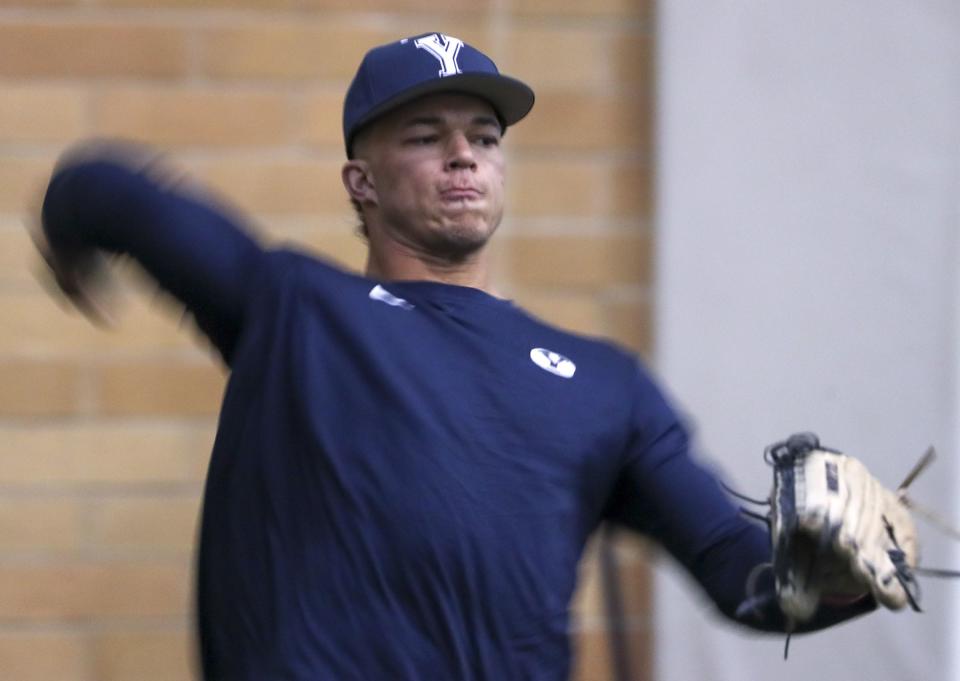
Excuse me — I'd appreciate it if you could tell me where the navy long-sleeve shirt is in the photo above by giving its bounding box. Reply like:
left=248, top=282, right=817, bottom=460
left=41, top=156, right=871, bottom=680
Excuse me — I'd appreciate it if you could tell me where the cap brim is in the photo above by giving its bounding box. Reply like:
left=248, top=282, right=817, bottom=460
left=348, top=73, right=534, bottom=154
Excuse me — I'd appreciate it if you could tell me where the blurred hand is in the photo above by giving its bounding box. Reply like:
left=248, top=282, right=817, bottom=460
left=29, top=141, right=174, bottom=327
left=29, top=217, right=117, bottom=327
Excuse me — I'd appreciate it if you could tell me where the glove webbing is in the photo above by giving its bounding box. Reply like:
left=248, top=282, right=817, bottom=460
left=725, top=433, right=958, bottom=660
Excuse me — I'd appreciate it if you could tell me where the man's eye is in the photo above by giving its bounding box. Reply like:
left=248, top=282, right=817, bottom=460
left=476, top=135, right=500, bottom=147
left=407, top=135, right=438, bottom=145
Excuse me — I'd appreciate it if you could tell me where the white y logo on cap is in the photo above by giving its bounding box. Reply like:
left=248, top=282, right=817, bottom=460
left=530, top=348, right=576, bottom=379
left=414, top=34, right=463, bottom=77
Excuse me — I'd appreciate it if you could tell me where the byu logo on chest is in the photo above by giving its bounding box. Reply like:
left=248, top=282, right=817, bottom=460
left=529, top=348, right=576, bottom=379
left=414, top=34, right=463, bottom=77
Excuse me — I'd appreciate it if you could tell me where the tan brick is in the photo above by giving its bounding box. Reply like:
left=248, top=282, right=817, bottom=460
left=0, top=633, right=88, bottom=681
left=0, top=223, right=43, bottom=287
left=270, top=227, right=369, bottom=273
left=202, top=23, right=490, bottom=83
left=0, top=155, right=55, bottom=214
left=0, top=23, right=189, bottom=79
left=301, top=89, right=348, bottom=149
left=202, top=23, right=390, bottom=81
left=501, top=27, right=617, bottom=91
left=571, top=535, right=651, bottom=616
left=610, top=162, right=653, bottom=218
left=605, top=295, right=652, bottom=355
left=572, top=535, right=654, bottom=681
left=513, top=291, right=604, bottom=337
left=0, top=290, right=199, bottom=354
left=509, top=158, right=607, bottom=217
left=103, top=0, right=480, bottom=6
left=508, top=157, right=652, bottom=220
left=571, top=627, right=613, bottom=681
left=0, top=86, right=86, bottom=144
left=256, top=219, right=370, bottom=270
left=372, top=24, right=490, bottom=52
left=0, top=561, right=190, bottom=619
left=613, top=32, right=655, bottom=89
left=5, top=0, right=78, bottom=5
left=107, top=0, right=485, bottom=7
left=0, top=423, right=213, bottom=486
left=0, top=499, right=84, bottom=552
left=615, top=554, right=652, bottom=617
left=507, top=233, right=651, bottom=288
left=300, top=0, right=490, bottom=10
left=0, top=359, right=84, bottom=417
left=2, top=0, right=79, bottom=5
left=0, top=0, right=656, bottom=663
left=102, top=0, right=291, bottom=6
left=93, top=87, right=291, bottom=148
left=190, top=157, right=349, bottom=216
left=571, top=626, right=651, bottom=681
left=93, top=629, right=194, bottom=681
left=95, top=362, right=225, bottom=417
left=510, top=92, right=649, bottom=153
left=90, top=497, right=200, bottom=552
left=513, top=0, right=648, bottom=18
left=572, top=544, right=606, bottom=619
left=609, top=529, right=652, bottom=561
left=494, top=28, right=654, bottom=93
left=575, top=537, right=651, bottom=620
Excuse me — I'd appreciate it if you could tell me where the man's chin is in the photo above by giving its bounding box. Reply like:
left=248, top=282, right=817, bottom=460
left=424, top=221, right=495, bottom=262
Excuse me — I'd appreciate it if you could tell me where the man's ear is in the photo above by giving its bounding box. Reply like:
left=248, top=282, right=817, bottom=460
left=342, top=160, right=377, bottom=206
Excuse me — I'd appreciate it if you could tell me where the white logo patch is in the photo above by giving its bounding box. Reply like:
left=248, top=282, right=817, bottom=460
left=529, top=348, right=576, bottom=379
left=369, top=285, right=414, bottom=311
left=414, top=33, right=464, bottom=77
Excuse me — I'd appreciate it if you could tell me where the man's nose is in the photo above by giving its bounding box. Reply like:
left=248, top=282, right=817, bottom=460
left=445, top=133, right=477, bottom=170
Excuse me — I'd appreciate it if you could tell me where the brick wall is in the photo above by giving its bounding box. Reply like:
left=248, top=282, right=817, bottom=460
left=0, top=2, right=655, bottom=680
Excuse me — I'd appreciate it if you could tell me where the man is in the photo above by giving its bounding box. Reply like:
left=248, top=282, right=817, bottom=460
left=37, top=33, right=914, bottom=680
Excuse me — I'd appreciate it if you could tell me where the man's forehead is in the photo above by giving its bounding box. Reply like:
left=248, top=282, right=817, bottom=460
left=386, top=93, right=500, bottom=128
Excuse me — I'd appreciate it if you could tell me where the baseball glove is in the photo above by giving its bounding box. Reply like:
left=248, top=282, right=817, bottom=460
left=766, top=433, right=920, bottom=624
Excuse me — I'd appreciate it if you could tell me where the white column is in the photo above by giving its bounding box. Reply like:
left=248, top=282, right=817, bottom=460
left=654, top=2, right=960, bottom=680
left=951, top=190, right=960, bottom=681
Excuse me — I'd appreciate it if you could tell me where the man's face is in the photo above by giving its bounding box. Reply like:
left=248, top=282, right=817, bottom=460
left=352, top=93, right=506, bottom=261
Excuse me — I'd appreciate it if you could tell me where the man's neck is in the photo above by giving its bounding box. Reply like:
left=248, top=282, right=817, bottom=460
left=364, top=233, right=494, bottom=293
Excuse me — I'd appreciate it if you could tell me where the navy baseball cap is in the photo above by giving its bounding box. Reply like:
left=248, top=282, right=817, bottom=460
left=343, top=32, right=535, bottom=157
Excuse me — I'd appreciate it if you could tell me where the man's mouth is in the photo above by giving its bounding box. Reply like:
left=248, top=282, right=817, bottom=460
left=440, top=187, right=483, bottom=201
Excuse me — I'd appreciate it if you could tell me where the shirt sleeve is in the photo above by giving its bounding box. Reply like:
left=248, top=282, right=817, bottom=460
left=41, top=154, right=267, bottom=364
left=603, top=365, right=875, bottom=633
